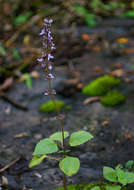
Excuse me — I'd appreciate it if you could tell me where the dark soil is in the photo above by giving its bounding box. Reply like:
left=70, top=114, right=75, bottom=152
left=1, top=21, right=134, bottom=190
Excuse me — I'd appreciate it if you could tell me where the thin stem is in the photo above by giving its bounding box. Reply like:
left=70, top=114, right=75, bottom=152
left=48, top=78, right=67, bottom=190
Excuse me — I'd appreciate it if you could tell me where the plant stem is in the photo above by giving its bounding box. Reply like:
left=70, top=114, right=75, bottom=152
left=48, top=78, right=67, bottom=190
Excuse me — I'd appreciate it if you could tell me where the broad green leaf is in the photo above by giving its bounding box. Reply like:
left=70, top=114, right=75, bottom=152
left=116, top=167, right=127, bottom=185
left=106, top=185, right=121, bottom=190
left=73, top=5, right=88, bottom=16
left=13, top=12, right=32, bottom=25
left=91, top=186, right=101, bottom=190
left=33, top=138, right=58, bottom=155
left=125, top=171, right=134, bottom=184
left=29, top=155, right=47, bottom=168
left=103, top=166, right=117, bottom=182
left=85, top=13, right=96, bottom=27
left=50, top=131, right=69, bottom=143
left=23, top=73, right=32, bottom=88
left=69, top=130, right=93, bottom=147
left=123, top=10, right=134, bottom=18
left=125, top=160, right=134, bottom=170
left=59, top=156, right=80, bottom=176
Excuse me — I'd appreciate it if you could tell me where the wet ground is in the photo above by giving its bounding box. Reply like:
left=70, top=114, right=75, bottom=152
left=1, top=20, right=134, bottom=190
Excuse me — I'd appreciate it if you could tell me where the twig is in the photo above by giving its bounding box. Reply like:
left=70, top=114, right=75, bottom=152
left=0, top=92, right=28, bottom=111
left=5, top=15, right=42, bottom=47
left=0, top=156, right=20, bottom=173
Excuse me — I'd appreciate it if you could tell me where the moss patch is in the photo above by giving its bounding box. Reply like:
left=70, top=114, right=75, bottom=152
left=100, top=90, right=126, bottom=106
left=82, top=75, right=121, bottom=96
left=40, top=100, right=66, bottom=113
left=55, top=183, right=129, bottom=190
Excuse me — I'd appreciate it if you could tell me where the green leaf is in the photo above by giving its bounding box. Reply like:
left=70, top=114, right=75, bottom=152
left=33, top=138, right=58, bottom=155
left=13, top=12, right=32, bottom=25
left=73, top=5, right=88, bottom=16
left=105, top=185, right=121, bottom=190
left=116, top=167, right=127, bottom=185
left=91, top=186, right=101, bottom=190
left=123, top=10, right=134, bottom=18
left=125, top=171, right=134, bottom=184
left=29, top=155, right=47, bottom=168
left=23, top=73, right=32, bottom=88
left=59, top=156, right=80, bottom=176
left=12, top=48, right=21, bottom=60
left=69, top=130, right=93, bottom=147
left=125, top=160, right=134, bottom=170
left=85, top=13, right=96, bottom=27
left=103, top=166, right=117, bottom=182
left=0, top=44, right=6, bottom=56
left=50, top=131, right=69, bottom=143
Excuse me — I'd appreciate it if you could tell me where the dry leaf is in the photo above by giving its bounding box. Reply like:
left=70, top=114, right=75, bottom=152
left=110, top=69, right=124, bottom=77
left=0, top=77, right=13, bottom=91
left=123, top=48, right=134, bottom=54
left=124, top=78, right=132, bottom=83
left=14, top=132, right=28, bottom=139
left=95, top=66, right=103, bottom=74
left=76, top=83, right=84, bottom=89
left=101, top=120, right=109, bottom=126
left=82, top=34, right=90, bottom=41
left=116, top=37, right=128, bottom=44
left=83, top=97, right=100, bottom=105
left=30, top=71, right=40, bottom=78
left=92, top=45, right=101, bottom=52
left=2, top=176, right=8, bottom=186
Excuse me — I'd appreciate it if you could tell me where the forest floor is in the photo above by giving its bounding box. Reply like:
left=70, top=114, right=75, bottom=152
left=1, top=20, right=134, bottom=190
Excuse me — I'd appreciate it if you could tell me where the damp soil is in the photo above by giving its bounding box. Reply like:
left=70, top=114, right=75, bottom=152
left=1, top=21, right=134, bottom=190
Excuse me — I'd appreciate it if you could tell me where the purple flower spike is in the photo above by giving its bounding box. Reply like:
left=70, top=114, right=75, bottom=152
left=38, top=18, right=56, bottom=95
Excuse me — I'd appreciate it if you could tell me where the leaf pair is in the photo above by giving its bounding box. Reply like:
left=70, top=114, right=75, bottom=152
left=103, top=166, right=134, bottom=185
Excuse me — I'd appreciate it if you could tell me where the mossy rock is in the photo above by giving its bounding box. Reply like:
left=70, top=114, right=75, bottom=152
left=55, top=183, right=130, bottom=190
left=40, top=100, right=66, bottom=113
left=100, top=90, right=126, bottom=106
left=82, top=75, right=121, bottom=96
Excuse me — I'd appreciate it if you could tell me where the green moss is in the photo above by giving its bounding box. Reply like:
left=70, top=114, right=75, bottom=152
left=100, top=90, right=126, bottom=106
left=40, top=100, right=65, bottom=113
left=55, top=183, right=130, bottom=190
left=82, top=75, right=121, bottom=96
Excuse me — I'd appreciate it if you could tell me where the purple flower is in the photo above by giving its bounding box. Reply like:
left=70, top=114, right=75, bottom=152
left=37, top=58, right=43, bottom=62
left=40, top=29, right=45, bottom=36
left=48, top=53, right=54, bottom=61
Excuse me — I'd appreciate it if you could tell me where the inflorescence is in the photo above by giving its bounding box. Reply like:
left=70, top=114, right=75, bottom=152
left=37, top=18, right=56, bottom=96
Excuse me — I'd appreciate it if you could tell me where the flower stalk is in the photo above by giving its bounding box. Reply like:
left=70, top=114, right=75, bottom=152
left=37, top=18, right=67, bottom=190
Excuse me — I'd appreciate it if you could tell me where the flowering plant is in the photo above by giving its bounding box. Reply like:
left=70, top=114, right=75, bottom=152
left=29, top=18, right=93, bottom=190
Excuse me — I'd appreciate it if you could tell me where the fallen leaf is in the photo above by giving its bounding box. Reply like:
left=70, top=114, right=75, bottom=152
left=30, top=71, right=40, bottom=78
left=83, top=97, right=100, bottom=105
left=124, top=78, right=132, bottom=83
left=76, top=83, right=84, bottom=89
left=110, top=69, right=125, bottom=77
left=92, top=45, right=101, bottom=52
left=2, top=176, right=8, bottom=186
left=101, top=120, right=109, bottom=126
left=123, top=48, right=134, bottom=54
left=14, top=132, right=28, bottom=139
left=0, top=77, right=13, bottom=91
left=95, top=66, right=103, bottom=74
left=82, top=34, right=90, bottom=41
left=116, top=37, right=128, bottom=44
